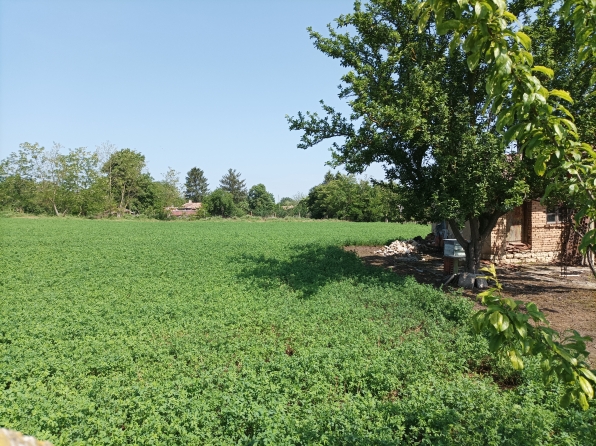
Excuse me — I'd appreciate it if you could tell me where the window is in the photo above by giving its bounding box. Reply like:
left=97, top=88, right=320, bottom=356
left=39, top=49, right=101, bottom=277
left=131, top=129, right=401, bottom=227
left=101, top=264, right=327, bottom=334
left=546, top=207, right=566, bottom=224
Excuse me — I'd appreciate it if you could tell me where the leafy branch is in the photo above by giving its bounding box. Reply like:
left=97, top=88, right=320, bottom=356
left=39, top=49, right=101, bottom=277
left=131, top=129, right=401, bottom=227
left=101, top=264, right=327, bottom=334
left=473, top=264, right=596, bottom=410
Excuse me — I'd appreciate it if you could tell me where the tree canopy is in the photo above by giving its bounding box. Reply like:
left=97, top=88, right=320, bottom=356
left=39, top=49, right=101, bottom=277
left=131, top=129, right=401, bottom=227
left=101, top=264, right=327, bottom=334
left=306, top=172, right=401, bottom=222
left=219, top=169, right=248, bottom=205
left=288, top=0, right=557, bottom=271
left=184, top=167, right=209, bottom=202
left=248, top=183, right=275, bottom=214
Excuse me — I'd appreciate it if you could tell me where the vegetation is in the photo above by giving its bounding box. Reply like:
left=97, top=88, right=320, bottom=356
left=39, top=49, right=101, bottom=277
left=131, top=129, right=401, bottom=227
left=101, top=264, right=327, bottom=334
left=248, top=183, right=275, bottom=216
left=286, top=0, right=557, bottom=272
left=219, top=168, right=248, bottom=205
left=204, top=188, right=238, bottom=217
left=307, top=172, right=402, bottom=222
left=414, top=0, right=596, bottom=261
left=0, top=143, right=182, bottom=219
left=474, top=265, right=596, bottom=410
left=1, top=144, right=414, bottom=221
left=288, top=0, right=596, bottom=271
left=2, top=217, right=595, bottom=444
left=184, top=167, right=209, bottom=202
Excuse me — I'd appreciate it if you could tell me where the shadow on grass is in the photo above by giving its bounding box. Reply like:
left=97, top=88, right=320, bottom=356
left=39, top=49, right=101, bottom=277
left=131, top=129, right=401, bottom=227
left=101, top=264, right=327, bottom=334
left=237, top=244, right=409, bottom=298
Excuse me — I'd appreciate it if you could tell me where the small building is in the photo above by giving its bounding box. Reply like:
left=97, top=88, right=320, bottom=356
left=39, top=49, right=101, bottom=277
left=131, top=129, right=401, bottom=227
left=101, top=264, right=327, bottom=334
left=167, top=201, right=202, bottom=217
left=435, top=200, right=581, bottom=264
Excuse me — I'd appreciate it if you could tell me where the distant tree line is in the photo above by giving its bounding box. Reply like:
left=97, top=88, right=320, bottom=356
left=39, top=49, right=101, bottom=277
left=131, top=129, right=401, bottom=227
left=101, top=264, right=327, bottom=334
left=1, top=142, right=405, bottom=221
left=306, top=172, right=403, bottom=222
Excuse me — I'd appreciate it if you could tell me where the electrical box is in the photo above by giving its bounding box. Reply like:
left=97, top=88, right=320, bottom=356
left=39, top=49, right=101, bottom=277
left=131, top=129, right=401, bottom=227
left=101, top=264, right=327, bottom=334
left=444, top=239, right=465, bottom=258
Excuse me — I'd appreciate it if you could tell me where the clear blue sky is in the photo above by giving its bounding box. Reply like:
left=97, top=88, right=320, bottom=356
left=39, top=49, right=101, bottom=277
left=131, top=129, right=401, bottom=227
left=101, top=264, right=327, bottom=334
left=0, top=0, right=384, bottom=199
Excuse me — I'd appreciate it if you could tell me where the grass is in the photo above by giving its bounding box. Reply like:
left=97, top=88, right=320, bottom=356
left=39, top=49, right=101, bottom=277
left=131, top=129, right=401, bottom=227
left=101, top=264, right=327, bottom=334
left=0, top=218, right=594, bottom=445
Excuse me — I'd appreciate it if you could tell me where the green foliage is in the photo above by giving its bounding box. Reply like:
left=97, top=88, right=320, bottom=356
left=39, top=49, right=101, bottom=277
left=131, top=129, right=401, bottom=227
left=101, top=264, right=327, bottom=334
left=1, top=218, right=595, bottom=444
left=287, top=0, right=546, bottom=271
left=184, top=167, right=209, bottom=202
left=415, top=0, right=596, bottom=263
left=0, top=143, right=101, bottom=216
left=204, top=188, right=237, bottom=217
left=307, top=172, right=402, bottom=222
left=101, top=149, right=147, bottom=215
left=473, top=265, right=596, bottom=410
left=219, top=168, right=247, bottom=205
left=0, top=144, right=183, bottom=219
left=248, top=183, right=275, bottom=215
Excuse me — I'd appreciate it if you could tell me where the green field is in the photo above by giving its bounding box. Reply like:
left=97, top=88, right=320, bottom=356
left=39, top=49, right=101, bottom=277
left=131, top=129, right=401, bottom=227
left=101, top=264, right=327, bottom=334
left=0, top=218, right=594, bottom=445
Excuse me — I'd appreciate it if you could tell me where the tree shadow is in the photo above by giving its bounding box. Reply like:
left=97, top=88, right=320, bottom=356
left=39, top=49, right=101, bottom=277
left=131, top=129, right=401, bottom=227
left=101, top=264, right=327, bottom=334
left=236, top=244, right=409, bottom=299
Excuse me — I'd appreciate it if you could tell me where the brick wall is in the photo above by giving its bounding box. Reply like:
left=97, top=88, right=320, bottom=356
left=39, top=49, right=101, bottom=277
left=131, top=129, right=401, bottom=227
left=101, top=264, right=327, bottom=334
left=486, top=214, right=508, bottom=259
left=528, top=200, right=563, bottom=252
left=484, top=200, right=565, bottom=263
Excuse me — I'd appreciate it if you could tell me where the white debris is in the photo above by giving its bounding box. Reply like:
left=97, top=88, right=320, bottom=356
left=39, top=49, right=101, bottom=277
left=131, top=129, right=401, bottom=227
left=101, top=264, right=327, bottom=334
left=375, top=239, right=421, bottom=258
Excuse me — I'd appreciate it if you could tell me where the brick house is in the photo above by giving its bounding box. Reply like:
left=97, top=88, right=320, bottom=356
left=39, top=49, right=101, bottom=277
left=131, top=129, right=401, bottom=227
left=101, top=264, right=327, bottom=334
left=483, top=200, right=568, bottom=263
left=436, top=200, right=577, bottom=264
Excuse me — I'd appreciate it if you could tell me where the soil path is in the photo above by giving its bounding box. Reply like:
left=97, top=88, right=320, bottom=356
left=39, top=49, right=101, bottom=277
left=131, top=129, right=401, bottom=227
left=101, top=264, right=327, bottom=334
left=345, top=245, right=596, bottom=357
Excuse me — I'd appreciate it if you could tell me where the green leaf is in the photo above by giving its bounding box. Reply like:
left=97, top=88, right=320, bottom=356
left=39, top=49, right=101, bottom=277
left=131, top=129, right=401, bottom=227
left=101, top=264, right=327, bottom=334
left=534, top=157, right=547, bottom=176
left=516, top=31, right=531, bottom=50
left=467, top=51, right=481, bottom=71
left=578, top=376, right=594, bottom=399
left=550, top=89, right=574, bottom=104
left=436, top=19, right=460, bottom=35
left=508, top=349, right=524, bottom=370
left=514, top=320, right=527, bottom=338
left=489, top=335, right=504, bottom=352
left=489, top=311, right=509, bottom=332
left=580, top=368, right=596, bottom=383
left=502, top=297, right=516, bottom=310
left=532, top=65, right=554, bottom=78
left=579, top=229, right=596, bottom=253
left=578, top=392, right=589, bottom=410
left=526, top=302, right=546, bottom=323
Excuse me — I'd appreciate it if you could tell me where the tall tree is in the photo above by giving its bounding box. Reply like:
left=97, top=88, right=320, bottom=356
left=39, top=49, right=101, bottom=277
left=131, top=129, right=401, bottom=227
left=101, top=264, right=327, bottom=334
left=287, top=0, right=545, bottom=272
left=159, top=167, right=183, bottom=208
left=248, top=183, right=275, bottom=214
left=101, top=149, right=146, bottom=216
left=219, top=168, right=247, bottom=204
left=184, top=167, right=209, bottom=202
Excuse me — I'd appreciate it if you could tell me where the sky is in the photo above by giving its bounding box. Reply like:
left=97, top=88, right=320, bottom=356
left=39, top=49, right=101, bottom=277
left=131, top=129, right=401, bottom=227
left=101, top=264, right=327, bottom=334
left=0, top=0, right=385, bottom=200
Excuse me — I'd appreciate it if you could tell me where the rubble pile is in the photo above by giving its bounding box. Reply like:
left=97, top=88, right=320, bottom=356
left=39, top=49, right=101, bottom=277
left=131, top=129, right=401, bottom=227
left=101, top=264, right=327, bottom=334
left=506, top=242, right=531, bottom=254
left=375, top=239, right=422, bottom=257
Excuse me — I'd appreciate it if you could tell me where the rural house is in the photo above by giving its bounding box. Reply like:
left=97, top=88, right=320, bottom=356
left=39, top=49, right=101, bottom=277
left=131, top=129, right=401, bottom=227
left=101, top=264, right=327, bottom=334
left=166, top=200, right=202, bottom=217
left=436, top=200, right=584, bottom=264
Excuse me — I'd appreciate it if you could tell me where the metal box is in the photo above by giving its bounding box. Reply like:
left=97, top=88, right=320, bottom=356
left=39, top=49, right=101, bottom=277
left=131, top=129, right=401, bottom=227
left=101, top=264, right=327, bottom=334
left=444, top=239, right=465, bottom=258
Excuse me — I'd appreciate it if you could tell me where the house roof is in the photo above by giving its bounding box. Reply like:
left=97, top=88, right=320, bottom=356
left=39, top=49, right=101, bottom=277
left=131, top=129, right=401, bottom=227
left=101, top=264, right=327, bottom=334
left=179, top=201, right=202, bottom=210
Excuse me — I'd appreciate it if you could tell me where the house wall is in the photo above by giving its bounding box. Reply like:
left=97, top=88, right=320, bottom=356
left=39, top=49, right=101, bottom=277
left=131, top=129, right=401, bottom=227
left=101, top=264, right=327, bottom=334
left=485, top=200, right=563, bottom=264
left=528, top=200, right=563, bottom=252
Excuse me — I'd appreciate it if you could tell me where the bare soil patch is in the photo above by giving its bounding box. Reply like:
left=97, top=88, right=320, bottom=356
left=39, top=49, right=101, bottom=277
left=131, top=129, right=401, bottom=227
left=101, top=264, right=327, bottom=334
left=345, top=245, right=596, bottom=356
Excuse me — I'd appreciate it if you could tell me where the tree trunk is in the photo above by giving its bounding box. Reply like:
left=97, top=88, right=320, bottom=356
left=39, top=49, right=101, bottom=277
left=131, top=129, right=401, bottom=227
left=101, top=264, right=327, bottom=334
left=118, top=186, right=126, bottom=218
left=448, top=211, right=504, bottom=273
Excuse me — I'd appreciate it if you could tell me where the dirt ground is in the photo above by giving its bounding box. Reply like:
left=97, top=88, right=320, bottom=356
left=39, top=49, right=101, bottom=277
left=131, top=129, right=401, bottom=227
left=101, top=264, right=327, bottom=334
left=345, top=245, right=596, bottom=357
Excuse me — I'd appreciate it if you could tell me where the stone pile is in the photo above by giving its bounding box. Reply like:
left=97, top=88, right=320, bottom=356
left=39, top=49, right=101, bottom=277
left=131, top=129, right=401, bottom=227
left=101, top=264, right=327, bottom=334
left=0, top=428, right=52, bottom=446
left=375, top=239, right=421, bottom=257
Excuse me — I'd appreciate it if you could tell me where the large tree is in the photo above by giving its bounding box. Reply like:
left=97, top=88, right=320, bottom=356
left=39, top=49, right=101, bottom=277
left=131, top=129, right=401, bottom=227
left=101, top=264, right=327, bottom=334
left=101, top=149, right=147, bottom=216
left=248, top=183, right=275, bottom=214
left=219, top=168, right=248, bottom=204
left=204, top=188, right=236, bottom=217
left=184, top=167, right=209, bottom=202
left=287, top=0, right=546, bottom=272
